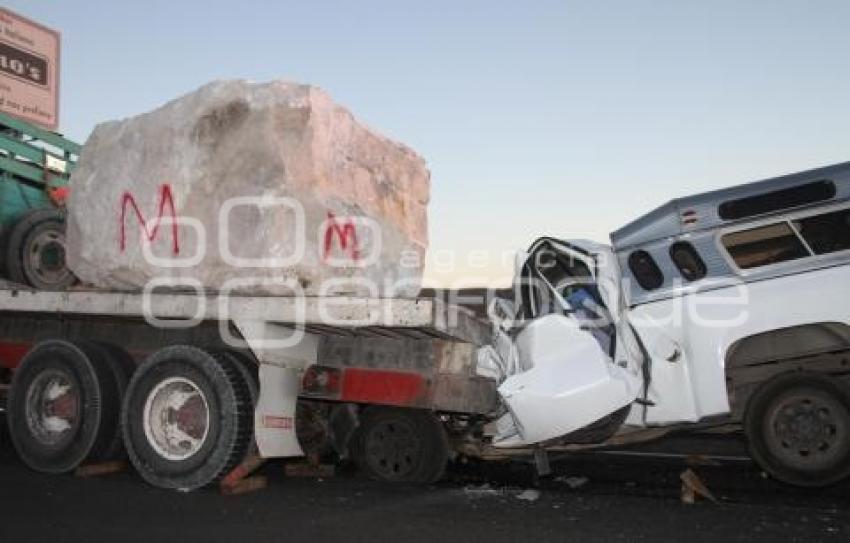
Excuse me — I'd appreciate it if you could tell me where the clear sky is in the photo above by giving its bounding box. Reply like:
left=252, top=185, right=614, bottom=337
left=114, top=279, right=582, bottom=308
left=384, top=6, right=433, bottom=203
left=8, top=1, right=850, bottom=286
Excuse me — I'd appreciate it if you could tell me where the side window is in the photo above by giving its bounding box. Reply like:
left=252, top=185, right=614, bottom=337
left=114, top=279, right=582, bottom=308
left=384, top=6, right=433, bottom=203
left=718, top=180, right=835, bottom=221
left=669, top=241, right=707, bottom=281
left=722, top=222, right=809, bottom=269
left=628, top=250, right=663, bottom=290
left=793, top=208, right=850, bottom=255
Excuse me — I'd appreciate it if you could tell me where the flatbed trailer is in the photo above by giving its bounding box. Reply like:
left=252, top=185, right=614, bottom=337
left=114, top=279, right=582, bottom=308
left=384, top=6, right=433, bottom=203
left=0, top=281, right=500, bottom=489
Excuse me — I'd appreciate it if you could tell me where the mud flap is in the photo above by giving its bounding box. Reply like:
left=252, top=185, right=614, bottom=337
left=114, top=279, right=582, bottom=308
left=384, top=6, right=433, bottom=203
left=493, top=314, right=640, bottom=447
left=255, top=365, right=304, bottom=458
left=234, top=319, right=319, bottom=458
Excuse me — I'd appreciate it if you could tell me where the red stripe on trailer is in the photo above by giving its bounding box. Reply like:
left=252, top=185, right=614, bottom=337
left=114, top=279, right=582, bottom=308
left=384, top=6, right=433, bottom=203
left=0, top=341, right=31, bottom=369
left=340, top=368, right=426, bottom=406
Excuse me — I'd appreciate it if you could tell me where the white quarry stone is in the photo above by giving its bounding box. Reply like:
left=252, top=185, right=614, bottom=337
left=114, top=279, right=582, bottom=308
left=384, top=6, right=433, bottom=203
left=66, top=80, right=429, bottom=297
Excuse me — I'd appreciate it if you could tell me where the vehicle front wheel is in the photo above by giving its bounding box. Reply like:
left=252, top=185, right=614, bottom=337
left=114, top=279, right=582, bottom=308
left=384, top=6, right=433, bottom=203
left=352, top=407, right=448, bottom=484
left=745, top=372, right=850, bottom=487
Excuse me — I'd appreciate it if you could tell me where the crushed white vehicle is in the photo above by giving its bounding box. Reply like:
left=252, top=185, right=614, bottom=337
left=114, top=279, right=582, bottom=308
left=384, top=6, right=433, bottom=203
left=479, top=162, right=850, bottom=487
left=479, top=239, right=644, bottom=447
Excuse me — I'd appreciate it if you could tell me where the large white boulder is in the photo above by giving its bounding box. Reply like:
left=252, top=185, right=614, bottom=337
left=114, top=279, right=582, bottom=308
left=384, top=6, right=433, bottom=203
left=66, top=80, right=429, bottom=297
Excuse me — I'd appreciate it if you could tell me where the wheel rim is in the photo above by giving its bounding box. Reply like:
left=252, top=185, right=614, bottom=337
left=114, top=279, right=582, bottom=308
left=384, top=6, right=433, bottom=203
left=27, top=229, right=71, bottom=285
left=143, top=377, right=210, bottom=461
left=24, top=369, right=80, bottom=447
left=766, top=387, right=849, bottom=471
left=363, top=416, right=423, bottom=480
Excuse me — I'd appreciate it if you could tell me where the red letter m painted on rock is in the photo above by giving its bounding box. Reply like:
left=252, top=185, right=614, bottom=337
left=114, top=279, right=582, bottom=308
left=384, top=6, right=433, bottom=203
left=119, top=184, right=180, bottom=255
left=323, top=212, right=360, bottom=261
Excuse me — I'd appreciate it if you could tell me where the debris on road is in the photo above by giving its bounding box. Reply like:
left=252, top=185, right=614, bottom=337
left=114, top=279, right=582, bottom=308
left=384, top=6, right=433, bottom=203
left=284, top=461, right=336, bottom=478
left=680, top=468, right=718, bottom=504
left=515, top=489, right=541, bottom=502
left=462, top=483, right=544, bottom=502
left=74, top=460, right=128, bottom=478
left=220, top=454, right=267, bottom=496
left=463, top=483, right=504, bottom=498
left=556, top=475, right=589, bottom=489
left=220, top=475, right=268, bottom=496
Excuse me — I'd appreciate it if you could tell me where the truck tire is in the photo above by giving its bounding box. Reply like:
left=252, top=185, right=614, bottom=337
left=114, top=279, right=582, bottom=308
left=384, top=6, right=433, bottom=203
left=745, top=372, right=850, bottom=487
left=0, top=368, right=9, bottom=448
left=5, top=209, right=75, bottom=290
left=217, top=350, right=259, bottom=463
left=85, top=342, right=137, bottom=460
left=6, top=340, right=120, bottom=473
left=218, top=350, right=258, bottom=407
left=122, top=345, right=252, bottom=491
left=353, top=407, right=448, bottom=484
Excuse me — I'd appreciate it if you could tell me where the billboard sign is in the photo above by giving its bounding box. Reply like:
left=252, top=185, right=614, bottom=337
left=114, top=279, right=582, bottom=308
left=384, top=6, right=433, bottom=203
left=0, top=8, right=59, bottom=130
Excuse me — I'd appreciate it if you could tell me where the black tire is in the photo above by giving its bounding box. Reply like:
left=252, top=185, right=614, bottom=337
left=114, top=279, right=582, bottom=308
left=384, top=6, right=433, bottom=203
left=745, top=372, right=850, bottom=487
left=0, top=368, right=8, bottom=448
left=122, top=345, right=252, bottom=491
left=5, top=209, right=75, bottom=290
left=353, top=407, right=448, bottom=484
left=6, top=340, right=120, bottom=473
left=0, top=414, right=6, bottom=450
left=218, top=350, right=258, bottom=407
left=216, top=350, right=259, bottom=463
left=1, top=208, right=56, bottom=280
left=85, top=342, right=137, bottom=460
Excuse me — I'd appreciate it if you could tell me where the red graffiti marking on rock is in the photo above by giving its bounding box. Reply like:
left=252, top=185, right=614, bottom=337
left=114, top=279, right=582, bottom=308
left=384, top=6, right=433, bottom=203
left=323, top=211, right=360, bottom=262
left=119, top=184, right=180, bottom=255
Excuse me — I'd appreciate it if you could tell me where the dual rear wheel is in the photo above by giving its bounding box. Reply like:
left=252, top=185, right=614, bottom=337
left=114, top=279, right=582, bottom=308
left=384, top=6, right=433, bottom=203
left=6, top=342, right=258, bottom=491
left=122, top=346, right=254, bottom=491
left=5, top=340, right=128, bottom=472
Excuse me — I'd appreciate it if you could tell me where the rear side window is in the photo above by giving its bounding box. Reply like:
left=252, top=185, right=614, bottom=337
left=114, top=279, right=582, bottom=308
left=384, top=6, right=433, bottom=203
left=718, top=180, right=835, bottom=221
left=628, top=250, right=663, bottom=290
left=793, top=208, right=850, bottom=255
left=722, top=223, right=809, bottom=269
left=669, top=241, right=707, bottom=281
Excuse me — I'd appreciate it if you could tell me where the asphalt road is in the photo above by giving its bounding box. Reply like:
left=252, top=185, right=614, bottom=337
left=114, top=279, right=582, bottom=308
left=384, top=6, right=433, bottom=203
left=0, top=427, right=848, bottom=543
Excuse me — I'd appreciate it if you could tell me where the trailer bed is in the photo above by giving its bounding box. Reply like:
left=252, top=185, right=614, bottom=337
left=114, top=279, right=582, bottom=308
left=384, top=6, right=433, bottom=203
left=0, top=281, right=489, bottom=343
left=0, top=281, right=499, bottom=416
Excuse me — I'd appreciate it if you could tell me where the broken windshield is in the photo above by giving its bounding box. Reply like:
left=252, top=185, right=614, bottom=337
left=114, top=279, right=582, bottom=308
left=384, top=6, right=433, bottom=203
left=524, top=241, right=617, bottom=357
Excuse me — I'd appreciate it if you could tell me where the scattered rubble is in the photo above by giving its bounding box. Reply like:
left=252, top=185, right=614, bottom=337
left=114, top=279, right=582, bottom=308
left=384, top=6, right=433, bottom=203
left=680, top=468, right=718, bottom=504
left=462, top=483, right=544, bottom=503
left=515, top=489, right=541, bottom=502
left=555, top=475, right=589, bottom=489
left=463, top=483, right=505, bottom=498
